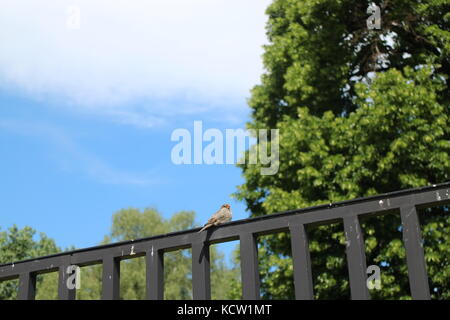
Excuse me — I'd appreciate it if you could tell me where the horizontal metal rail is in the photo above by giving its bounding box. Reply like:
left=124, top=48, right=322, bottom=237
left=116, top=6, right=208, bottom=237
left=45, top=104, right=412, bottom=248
left=1, top=182, right=449, bottom=300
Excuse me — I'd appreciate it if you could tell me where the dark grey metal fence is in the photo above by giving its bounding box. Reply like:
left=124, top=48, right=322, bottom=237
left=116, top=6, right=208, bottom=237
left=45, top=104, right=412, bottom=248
left=1, top=183, right=449, bottom=300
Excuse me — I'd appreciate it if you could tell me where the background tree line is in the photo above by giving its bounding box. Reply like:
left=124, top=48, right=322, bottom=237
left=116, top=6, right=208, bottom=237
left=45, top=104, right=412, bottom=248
left=0, top=209, right=240, bottom=300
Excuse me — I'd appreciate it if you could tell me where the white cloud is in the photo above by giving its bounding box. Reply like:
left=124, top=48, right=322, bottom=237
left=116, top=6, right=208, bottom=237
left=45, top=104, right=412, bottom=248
left=0, top=0, right=271, bottom=125
left=0, top=118, right=158, bottom=185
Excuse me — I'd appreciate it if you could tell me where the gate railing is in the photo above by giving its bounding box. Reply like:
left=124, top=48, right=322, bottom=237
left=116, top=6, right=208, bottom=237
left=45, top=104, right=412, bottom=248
left=1, top=182, right=449, bottom=300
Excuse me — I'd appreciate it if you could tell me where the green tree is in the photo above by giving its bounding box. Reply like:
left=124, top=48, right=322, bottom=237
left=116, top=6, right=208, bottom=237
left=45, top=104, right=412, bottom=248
left=75, top=208, right=236, bottom=300
left=0, top=225, right=60, bottom=300
left=234, top=0, right=449, bottom=299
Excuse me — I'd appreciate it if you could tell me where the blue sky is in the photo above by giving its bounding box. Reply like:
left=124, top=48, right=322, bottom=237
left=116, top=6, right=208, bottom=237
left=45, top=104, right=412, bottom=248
left=0, top=0, right=272, bottom=261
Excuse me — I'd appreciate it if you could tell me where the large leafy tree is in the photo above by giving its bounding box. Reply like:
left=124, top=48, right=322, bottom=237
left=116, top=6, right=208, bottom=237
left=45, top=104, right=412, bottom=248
left=234, top=0, right=449, bottom=299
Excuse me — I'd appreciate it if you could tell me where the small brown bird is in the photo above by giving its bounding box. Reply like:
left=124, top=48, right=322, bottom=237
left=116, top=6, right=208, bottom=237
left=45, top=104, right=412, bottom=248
left=198, top=204, right=232, bottom=232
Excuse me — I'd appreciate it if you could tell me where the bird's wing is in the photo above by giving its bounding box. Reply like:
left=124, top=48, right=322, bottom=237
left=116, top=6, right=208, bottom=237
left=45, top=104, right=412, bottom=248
left=206, top=208, right=225, bottom=224
left=206, top=216, right=217, bottom=225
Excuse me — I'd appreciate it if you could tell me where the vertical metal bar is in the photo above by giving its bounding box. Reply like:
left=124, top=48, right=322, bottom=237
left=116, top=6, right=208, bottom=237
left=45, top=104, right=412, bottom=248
left=102, top=256, right=120, bottom=300
left=192, top=241, right=211, bottom=300
left=343, top=215, right=370, bottom=300
left=58, top=257, right=76, bottom=300
left=146, top=246, right=164, bottom=300
left=18, top=272, right=36, bottom=300
left=400, top=205, right=430, bottom=300
left=289, top=224, right=314, bottom=300
left=240, top=233, right=260, bottom=300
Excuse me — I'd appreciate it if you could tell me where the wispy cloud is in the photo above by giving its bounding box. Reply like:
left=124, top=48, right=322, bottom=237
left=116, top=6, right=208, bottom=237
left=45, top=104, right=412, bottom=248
left=0, top=118, right=157, bottom=185
left=0, top=0, right=270, bottom=126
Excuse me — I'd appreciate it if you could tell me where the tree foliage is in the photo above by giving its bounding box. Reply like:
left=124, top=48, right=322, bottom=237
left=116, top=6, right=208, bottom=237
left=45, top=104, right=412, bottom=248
left=234, top=0, right=450, bottom=299
left=71, top=208, right=236, bottom=300
left=0, top=225, right=60, bottom=299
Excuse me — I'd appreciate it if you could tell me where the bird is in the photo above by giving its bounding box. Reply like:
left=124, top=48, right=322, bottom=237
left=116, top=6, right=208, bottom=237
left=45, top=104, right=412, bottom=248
left=198, top=204, right=232, bottom=232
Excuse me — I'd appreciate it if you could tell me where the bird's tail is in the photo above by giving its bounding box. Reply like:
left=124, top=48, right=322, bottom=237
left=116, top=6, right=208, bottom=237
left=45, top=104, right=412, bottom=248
left=198, top=224, right=212, bottom=233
